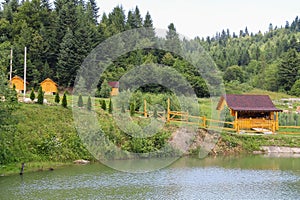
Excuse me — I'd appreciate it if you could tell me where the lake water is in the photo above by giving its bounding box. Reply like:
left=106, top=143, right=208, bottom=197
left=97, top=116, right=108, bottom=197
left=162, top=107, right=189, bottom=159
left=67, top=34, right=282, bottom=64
left=1, top=155, right=300, bottom=200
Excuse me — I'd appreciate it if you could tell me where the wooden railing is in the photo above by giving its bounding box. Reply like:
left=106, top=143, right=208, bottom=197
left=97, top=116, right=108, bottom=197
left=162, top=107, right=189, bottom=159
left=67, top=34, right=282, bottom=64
left=236, top=118, right=277, bottom=132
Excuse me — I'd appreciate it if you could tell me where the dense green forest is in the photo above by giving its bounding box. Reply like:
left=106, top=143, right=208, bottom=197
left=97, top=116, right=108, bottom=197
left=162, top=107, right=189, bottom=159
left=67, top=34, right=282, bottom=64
left=0, top=0, right=300, bottom=96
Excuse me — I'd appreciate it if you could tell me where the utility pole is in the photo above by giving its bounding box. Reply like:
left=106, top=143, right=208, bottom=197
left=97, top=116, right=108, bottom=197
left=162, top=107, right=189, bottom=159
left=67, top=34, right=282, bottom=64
left=24, top=47, right=27, bottom=98
left=9, top=48, right=13, bottom=83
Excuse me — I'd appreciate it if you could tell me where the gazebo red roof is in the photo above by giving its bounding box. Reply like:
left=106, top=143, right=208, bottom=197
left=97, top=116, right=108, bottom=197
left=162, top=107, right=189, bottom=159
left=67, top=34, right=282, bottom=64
left=217, top=94, right=282, bottom=112
left=108, top=81, right=119, bottom=88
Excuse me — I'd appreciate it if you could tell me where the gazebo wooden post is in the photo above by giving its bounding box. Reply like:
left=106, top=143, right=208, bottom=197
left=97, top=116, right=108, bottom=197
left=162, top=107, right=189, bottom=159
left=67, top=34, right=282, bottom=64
left=235, top=111, right=239, bottom=133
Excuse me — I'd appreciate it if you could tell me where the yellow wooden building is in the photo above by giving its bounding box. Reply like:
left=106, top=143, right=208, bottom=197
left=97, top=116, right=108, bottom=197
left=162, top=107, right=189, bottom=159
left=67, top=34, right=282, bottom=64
left=11, top=75, right=25, bottom=93
left=40, top=78, right=58, bottom=94
left=217, top=94, right=282, bottom=133
left=108, top=81, right=119, bottom=96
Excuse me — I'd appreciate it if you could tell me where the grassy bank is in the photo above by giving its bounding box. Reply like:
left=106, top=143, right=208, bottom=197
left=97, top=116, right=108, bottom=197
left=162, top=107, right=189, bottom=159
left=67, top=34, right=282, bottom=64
left=0, top=103, right=93, bottom=176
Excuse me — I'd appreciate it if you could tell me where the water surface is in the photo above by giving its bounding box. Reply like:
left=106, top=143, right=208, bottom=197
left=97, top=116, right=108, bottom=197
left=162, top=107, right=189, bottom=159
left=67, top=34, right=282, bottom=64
left=1, top=155, right=299, bottom=200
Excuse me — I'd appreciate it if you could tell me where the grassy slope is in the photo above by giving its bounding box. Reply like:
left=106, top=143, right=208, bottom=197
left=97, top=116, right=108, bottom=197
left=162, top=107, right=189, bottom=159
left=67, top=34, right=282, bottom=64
left=0, top=103, right=93, bottom=175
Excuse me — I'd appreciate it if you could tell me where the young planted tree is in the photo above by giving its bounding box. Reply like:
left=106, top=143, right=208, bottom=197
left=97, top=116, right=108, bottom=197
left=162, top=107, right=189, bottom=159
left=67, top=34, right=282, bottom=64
left=30, top=88, right=35, bottom=101
left=130, top=102, right=135, bottom=116
left=87, top=96, right=92, bottom=111
left=108, top=98, right=113, bottom=114
left=78, top=94, right=83, bottom=107
left=55, top=91, right=60, bottom=103
left=101, top=99, right=106, bottom=110
left=37, top=86, right=44, bottom=104
left=62, top=92, right=67, bottom=108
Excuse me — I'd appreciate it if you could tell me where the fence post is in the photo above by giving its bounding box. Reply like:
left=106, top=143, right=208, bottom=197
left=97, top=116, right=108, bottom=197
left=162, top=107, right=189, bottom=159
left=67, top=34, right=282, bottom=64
left=144, top=99, right=147, bottom=117
left=167, top=98, right=170, bottom=122
left=202, top=116, right=206, bottom=128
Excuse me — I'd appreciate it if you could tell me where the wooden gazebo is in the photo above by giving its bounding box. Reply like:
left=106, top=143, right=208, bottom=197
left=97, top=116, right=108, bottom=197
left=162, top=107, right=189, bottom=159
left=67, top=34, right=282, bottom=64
left=108, top=81, right=119, bottom=96
left=217, top=94, right=282, bottom=133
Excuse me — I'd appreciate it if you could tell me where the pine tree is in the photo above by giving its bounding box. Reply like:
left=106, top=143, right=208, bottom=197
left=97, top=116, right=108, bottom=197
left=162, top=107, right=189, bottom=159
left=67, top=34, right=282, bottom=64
left=143, top=11, right=155, bottom=40
left=87, top=96, right=92, bottom=111
left=108, top=98, right=113, bottom=114
left=55, top=91, right=60, bottom=103
left=30, top=88, right=35, bottom=101
left=78, top=94, right=83, bottom=107
left=278, top=49, right=300, bottom=91
left=37, top=86, right=44, bottom=104
left=56, top=28, right=77, bottom=87
left=87, top=0, right=99, bottom=24
left=165, top=23, right=181, bottom=54
left=62, top=92, right=67, bottom=108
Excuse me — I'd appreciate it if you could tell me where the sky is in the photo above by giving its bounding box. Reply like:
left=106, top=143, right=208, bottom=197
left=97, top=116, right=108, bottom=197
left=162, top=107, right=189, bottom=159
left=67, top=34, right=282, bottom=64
left=0, top=0, right=299, bottom=39
left=97, top=0, right=300, bottom=39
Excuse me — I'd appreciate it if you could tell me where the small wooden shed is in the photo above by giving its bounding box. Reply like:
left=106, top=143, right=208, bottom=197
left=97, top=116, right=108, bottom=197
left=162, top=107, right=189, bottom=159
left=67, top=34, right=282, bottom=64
left=11, top=75, right=25, bottom=93
left=40, top=78, right=58, bottom=94
left=217, top=94, right=282, bottom=133
left=108, top=81, right=119, bottom=96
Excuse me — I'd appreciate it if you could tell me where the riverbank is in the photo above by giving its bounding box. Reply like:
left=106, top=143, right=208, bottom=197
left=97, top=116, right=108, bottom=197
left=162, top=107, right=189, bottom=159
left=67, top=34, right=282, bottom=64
left=1, top=103, right=300, bottom=176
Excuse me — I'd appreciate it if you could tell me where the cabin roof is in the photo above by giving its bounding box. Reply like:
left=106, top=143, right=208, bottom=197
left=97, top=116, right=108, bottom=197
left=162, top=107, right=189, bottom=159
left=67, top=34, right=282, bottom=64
left=217, top=94, right=282, bottom=112
left=40, top=78, right=57, bottom=86
left=108, top=81, right=119, bottom=88
left=11, top=75, right=24, bottom=81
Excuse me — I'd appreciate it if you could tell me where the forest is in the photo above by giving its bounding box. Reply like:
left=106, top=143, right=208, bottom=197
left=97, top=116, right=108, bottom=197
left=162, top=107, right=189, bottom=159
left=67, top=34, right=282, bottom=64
left=0, top=0, right=300, bottom=97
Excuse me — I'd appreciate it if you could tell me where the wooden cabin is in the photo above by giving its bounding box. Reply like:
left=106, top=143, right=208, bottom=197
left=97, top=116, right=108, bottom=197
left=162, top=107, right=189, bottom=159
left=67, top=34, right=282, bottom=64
left=11, top=75, right=26, bottom=93
left=108, top=81, right=119, bottom=96
left=217, top=94, right=282, bottom=133
left=40, top=78, right=58, bottom=94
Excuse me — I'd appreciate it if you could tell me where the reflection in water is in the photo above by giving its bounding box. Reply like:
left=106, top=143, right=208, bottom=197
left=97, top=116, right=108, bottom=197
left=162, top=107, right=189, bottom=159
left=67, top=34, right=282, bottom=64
left=0, top=155, right=299, bottom=200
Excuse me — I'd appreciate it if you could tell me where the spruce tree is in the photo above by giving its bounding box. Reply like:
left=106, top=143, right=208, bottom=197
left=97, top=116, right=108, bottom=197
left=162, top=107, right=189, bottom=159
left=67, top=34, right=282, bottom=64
left=55, top=91, right=60, bottom=103
left=78, top=94, right=83, bottom=107
left=37, top=86, right=44, bottom=104
left=87, top=96, right=92, bottom=111
left=62, top=92, right=67, bottom=108
left=108, top=98, right=113, bottom=114
left=30, top=88, right=35, bottom=101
